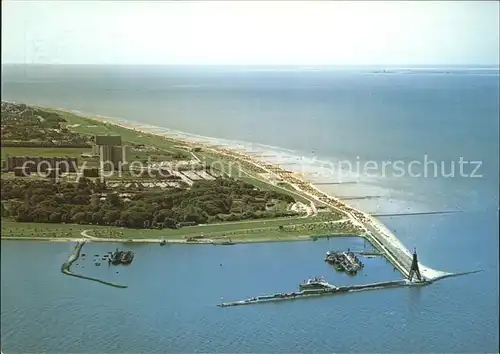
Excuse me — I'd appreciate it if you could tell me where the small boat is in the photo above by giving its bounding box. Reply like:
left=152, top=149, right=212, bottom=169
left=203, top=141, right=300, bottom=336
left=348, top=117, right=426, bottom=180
left=95, top=262, right=101, bottom=266
left=299, top=277, right=332, bottom=290
left=120, top=251, right=134, bottom=265
left=160, top=240, right=167, bottom=246
left=109, top=249, right=134, bottom=265
left=219, top=238, right=235, bottom=245
left=345, top=266, right=357, bottom=275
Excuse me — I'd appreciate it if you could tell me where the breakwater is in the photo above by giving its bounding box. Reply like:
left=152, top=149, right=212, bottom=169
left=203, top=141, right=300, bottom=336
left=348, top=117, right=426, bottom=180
left=61, top=241, right=128, bottom=289
left=372, top=211, right=460, bottom=217
left=218, top=280, right=411, bottom=307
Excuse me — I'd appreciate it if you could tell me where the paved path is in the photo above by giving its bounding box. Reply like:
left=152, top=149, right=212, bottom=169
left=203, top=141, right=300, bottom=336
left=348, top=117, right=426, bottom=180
left=81, top=230, right=99, bottom=240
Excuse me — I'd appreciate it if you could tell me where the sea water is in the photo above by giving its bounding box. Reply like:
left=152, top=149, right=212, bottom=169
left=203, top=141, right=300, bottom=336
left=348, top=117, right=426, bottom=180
left=1, top=65, right=498, bottom=352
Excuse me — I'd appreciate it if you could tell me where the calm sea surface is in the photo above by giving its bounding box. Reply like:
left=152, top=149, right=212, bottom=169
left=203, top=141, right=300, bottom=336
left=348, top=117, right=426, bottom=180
left=1, top=65, right=498, bottom=353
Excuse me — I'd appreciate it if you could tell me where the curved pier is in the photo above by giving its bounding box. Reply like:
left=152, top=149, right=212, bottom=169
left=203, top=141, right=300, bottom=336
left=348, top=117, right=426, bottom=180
left=218, top=280, right=411, bottom=307
left=61, top=241, right=128, bottom=289
left=426, top=269, right=483, bottom=282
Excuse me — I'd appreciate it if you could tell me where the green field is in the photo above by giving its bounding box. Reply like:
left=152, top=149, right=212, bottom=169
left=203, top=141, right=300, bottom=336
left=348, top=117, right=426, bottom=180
left=0, top=220, right=356, bottom=244
left=1, top=146, right=91, bottom=160
left=239, top=176, right=313, bottom=204
left=1, top=212, right=351, bottom=241
left=46, top=109, right=189, bottom=156
left=195, top=153, right=243, bottom=177
left=1, top=221, right=105, bottom=238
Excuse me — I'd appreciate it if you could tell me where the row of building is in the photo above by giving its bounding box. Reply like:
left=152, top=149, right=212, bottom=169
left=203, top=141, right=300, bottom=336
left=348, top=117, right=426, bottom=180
left=5, top=134, right=129, bottom=176
left=95, top=145, right=131, bottom=171
left=4, top=135, right=206, bottom=181
left=5, top=156, right=78, bottom=173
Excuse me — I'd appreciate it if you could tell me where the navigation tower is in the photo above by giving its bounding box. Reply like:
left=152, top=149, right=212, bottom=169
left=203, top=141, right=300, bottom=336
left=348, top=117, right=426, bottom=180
left=408, top=247, right=422, bottom=281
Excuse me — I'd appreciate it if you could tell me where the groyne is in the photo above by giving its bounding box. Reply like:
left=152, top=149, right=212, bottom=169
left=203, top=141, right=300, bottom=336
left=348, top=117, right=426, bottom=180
left=372, top=211, right=460, bottom=217
left=426, top=269, right=483, bottom=282
left=61, top=241, right=128, bottom=289
left=218, top=280, right=411, bottom=307
left=340, top=196, right=382, bottom=200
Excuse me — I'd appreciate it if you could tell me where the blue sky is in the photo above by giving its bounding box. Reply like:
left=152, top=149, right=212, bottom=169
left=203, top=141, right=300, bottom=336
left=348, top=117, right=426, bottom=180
left=2, top=1, right=499, bottom=66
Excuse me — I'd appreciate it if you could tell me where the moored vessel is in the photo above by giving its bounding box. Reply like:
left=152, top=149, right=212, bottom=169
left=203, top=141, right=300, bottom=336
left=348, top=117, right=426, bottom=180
left=109, top=248, right=135, bottom=265
left=325, top=249, right=364, bottom=275
left=299, top=276, right=333, bottom=290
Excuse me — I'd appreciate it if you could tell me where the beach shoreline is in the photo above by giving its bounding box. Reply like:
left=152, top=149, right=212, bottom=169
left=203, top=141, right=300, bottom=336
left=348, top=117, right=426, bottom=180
left=1, top=233, right=354, bottom=245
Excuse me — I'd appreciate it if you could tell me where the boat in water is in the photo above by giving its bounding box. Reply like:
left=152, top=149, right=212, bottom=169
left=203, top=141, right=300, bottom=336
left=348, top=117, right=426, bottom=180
left=325, top=249, right=364, bottom=275
left=120, top=251, right=134, bottom=265
left=299, top=276, right=333, bottom=290
left=218, top=238, right=235, bottom=245
left=334, top=263, right=344, bottom=272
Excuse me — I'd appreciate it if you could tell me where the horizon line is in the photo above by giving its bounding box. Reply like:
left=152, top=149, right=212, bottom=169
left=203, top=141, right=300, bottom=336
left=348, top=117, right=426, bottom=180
left=2, top=63, right=499, bottom=70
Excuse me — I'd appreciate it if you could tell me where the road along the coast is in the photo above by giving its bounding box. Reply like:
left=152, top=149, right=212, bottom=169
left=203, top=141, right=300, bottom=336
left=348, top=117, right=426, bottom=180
left=203, top=145, right=453, bottom=282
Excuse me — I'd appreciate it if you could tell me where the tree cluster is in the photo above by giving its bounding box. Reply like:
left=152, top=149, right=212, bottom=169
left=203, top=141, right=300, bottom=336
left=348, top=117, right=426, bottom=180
left=1, top=177, right=297, bottom=229
left=1, top=102, right=88, bottom=145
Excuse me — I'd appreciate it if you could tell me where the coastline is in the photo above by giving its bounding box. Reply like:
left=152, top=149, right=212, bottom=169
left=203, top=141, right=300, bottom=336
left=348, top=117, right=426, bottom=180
left=1, top=232, right=352, bottom=245
left=1, top=67, right=497, bottom=353
left=49, top=106, right=450, bottom=280
left=50, top=107, right=395, bottom=234
left=4, top=103, right=450, bottom=280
